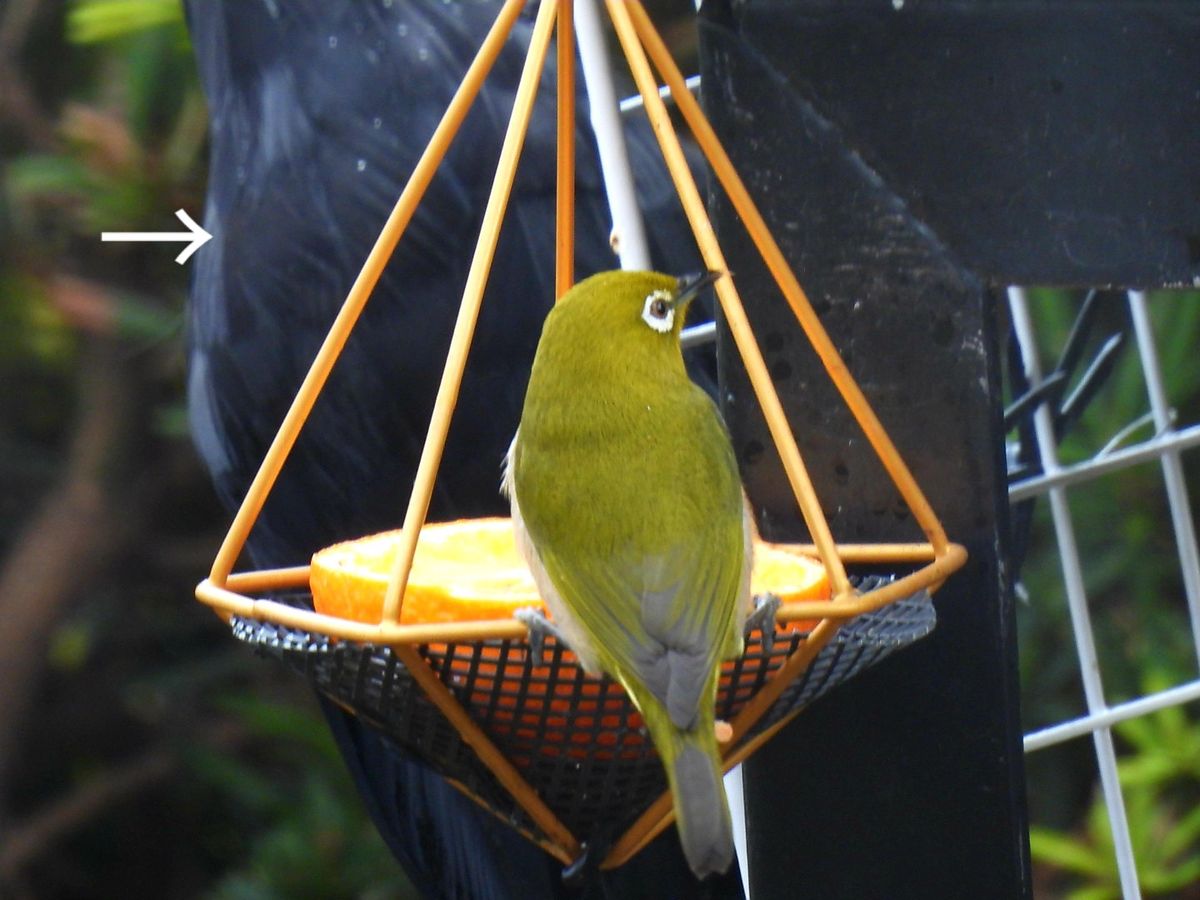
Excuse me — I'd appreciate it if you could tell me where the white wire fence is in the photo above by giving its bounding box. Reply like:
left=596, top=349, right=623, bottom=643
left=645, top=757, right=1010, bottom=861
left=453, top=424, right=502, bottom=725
left=1009, top=287, right=1200, bottom=899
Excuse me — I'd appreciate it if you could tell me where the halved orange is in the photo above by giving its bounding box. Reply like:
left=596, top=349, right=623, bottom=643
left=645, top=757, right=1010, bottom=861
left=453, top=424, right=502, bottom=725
left=309, top=518, right=831, bottom=758
left=311, top=518, right=537, bottom=625
left=309, top=517, right=830, bottom=626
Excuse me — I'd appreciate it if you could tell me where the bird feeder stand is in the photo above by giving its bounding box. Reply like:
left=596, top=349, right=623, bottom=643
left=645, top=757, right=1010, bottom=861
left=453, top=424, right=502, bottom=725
left=194, top=0, right=967, bottom=870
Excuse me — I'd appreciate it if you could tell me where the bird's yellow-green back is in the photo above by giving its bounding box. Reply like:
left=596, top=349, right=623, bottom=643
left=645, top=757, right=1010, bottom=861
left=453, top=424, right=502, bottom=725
left=510, top=270, right=748, bottom=878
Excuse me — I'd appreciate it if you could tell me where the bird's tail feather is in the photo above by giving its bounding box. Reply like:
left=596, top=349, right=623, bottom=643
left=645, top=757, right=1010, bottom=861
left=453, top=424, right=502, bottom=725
left=655, top=714, right=734, bottom=879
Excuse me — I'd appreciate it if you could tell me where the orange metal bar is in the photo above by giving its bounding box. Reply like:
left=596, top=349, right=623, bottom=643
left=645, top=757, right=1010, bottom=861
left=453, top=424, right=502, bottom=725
left=196, top=539, right=963, bottom=643
left=729, top=617, right=843, bottom=745
left=556, top=0, right=576, bottom=297
left=211, top=541, right=936, bottom=597
left=627, top=0, right=951, bottom=557
left=603, top=795, right=672, bottom=869
left=225, top=566, right=310, bottom=593
left=445, top=776, right=577, bottom=865
left=602, top=613, right=844, bottom=868
left=380, top=0, right=560, bottom=624
left=604, top=705, right=801, bottom=868
left=605, top=0, right=853, bottom=601
left=197, top=577, right=532, bottom=642
left=602, top=543, right=966, bottom=865
left=206, top=0, right=529, bottom=587
left=392, top=644, right=581, bottom=861
left=776, top=541, right=967, bottom=621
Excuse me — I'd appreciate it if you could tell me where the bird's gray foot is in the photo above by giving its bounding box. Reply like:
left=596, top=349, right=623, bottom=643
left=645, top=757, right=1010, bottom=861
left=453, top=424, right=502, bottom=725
left=745, top=592, right=782, bottom=654
left=515, top=606, right=568, bottom=668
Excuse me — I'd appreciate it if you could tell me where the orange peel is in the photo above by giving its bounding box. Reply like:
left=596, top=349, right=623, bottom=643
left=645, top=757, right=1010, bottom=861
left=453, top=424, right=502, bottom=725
left=309, top=518, right=832, bottom=756
left=310, top=516, right=831, bottom=627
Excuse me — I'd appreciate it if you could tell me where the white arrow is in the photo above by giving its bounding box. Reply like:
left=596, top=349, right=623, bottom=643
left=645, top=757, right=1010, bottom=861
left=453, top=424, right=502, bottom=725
left=102, top=208, right=212, bottom=264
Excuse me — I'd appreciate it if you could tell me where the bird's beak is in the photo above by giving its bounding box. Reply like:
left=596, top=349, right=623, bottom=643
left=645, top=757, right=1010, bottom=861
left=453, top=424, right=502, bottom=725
left=672, top=270, right=725, bottom=308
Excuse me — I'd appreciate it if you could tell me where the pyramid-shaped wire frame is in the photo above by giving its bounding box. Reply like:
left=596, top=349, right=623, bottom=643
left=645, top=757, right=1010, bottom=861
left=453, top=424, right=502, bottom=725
left=194, top=0, right=967, bottom=871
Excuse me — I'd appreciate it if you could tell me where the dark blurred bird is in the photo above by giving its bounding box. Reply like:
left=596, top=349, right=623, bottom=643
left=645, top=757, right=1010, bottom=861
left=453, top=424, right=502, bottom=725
left=184, top=2, right=739, bottom=898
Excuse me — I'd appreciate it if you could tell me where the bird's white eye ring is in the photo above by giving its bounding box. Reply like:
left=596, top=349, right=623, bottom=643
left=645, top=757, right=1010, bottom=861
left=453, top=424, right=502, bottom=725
left=642, top=290, right=674, bottom=333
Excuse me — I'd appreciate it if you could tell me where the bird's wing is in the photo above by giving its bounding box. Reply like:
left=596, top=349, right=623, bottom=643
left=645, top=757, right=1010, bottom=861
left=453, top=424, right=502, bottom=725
left=534, top=515, right=746, bottom=732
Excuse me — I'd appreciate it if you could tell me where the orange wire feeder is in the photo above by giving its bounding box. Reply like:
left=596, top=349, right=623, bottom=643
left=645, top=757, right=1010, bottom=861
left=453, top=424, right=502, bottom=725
left=195, top=0, right=967, bottom=872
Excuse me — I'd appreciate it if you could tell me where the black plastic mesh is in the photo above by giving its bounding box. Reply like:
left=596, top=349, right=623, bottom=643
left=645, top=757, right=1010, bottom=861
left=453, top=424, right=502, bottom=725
left=231, top=574, right=935, bottom=845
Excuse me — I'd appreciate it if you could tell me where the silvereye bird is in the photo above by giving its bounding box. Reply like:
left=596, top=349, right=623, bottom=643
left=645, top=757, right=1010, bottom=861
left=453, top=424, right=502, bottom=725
left=503, top=269, right=755, bottom=879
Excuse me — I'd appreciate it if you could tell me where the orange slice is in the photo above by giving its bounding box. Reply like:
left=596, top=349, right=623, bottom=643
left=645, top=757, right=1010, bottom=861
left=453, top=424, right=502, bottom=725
left=309, top=518, right=832, bottom=759
left=309, top=517, right=830, bottom=626
left=310, top=518, right=537, bottom=625
left=753, top=541, right=829, bottom=632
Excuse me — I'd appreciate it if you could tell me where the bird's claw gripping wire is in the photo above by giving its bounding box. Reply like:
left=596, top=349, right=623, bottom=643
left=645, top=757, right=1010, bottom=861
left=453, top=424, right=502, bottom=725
left=745, top=592, right=782, bottom=654
left=515, top=606, right=569, bottom=668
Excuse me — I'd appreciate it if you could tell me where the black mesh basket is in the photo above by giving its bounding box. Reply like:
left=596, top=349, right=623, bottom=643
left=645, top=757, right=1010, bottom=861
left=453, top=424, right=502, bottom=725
left=231, top=575, right=935, bottom=850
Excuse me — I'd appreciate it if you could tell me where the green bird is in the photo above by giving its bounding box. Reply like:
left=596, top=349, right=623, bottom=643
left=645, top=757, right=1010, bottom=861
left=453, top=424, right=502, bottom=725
left=503, top=269, right=755, bottom=878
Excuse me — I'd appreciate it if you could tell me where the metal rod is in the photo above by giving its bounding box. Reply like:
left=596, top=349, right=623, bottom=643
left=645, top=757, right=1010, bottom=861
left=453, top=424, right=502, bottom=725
left=624, top=3, right=950, bottom=571
left=392, top=643, right=580, bottom=862
left=1009, top=286, right=1142, bottom=900
left=625, top=0, right=951, bottom=562
left=198, top=541, right=963, bottom=643
left=1025, top=677, right=1200, bottom=753
left=207, top=0, right=529, bottom=586
left=1009, top=423, right=1200, bottom=501
left=608, top=0, right=852, bottom=599
left=680, top=320, right=716, bottom=349
left=442, top=776, right=577, bottom=862
left=618, top=74, right=702, bottom=112
left=380, top=0, right=559, bottom=624
left=225, top=566, right=310, bottom=592
left=1128, top=290, right=1200, bottom=665
left=196, top=579, right=531, bottom=642
left=724, top=764, right=750, bottom=899
left=556, top=0, right=576, bottom=297
left=575, top=0, right=652, bottom=270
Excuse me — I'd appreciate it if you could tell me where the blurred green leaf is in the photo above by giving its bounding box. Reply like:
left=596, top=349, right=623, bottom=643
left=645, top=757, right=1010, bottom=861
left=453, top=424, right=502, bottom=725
left=6, top=154, right=95, bottom=199
left=1032, top=766, right=1200, bottom=897
left=1065, top=886, right=1120, bottom=900
left=47, top=621, right=94, bottom=671
left=214, top=695, right=344, bottom=765
left=1161, top=804, right=1200, bottom=865
left=0, top=275, right=76, bottom=367
left=186, top=745, right=284, bottom=817
left=154, top=401, right=191, bottom=438
left=111, top=289, right=180, bottom=340
left=68, top=0, right=184, bottom=44
left=1030, top=827, right=1111, bottom=877
left=203, top=775, right=413, bottom=900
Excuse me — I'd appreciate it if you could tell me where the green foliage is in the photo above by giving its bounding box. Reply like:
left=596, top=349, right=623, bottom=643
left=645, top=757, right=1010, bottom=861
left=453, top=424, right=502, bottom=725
left=1016, top=289, right=1200, bottom=722
left=1, top=3, right=412, bottom=897
left=1118, top=674, right=1200, bottom=790
left=0, top=273, right=76, bottom=368
left=1029, top=688, right=1200, bottom=898
left=1014, top=291, right=1200, bottom=895
left=204, top=776, right=414, bottom=900
left=7, top=0, right=200, bottom=256
left=187, top=697, right=416, bottom=900
left=68, top=0, right=185, bottom=45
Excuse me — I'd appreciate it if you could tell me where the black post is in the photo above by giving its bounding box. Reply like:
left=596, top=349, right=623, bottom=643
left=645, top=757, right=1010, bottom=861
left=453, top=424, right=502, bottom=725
left=700, top=2, right=1197, bottom=897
